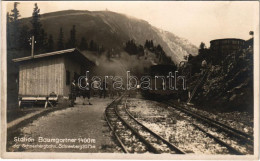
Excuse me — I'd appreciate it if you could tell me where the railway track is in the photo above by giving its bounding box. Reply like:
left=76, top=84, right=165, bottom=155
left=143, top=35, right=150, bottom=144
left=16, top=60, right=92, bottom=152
left=165, top=101, right=254, bottom=154
left=104, top=96, right=185, bottom=154
left=168, top=101, right=253, bottom=142
left=125, top=98, right=253, bottom=154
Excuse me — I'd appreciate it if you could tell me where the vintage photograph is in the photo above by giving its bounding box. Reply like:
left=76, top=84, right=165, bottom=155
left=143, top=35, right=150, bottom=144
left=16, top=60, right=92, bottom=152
left=1, top=1, right=259, bottom=159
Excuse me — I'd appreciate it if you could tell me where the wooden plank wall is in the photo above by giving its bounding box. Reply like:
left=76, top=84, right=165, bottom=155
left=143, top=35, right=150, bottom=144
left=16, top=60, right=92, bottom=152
left=18, top=56, right=64, bottom=96
left=63, top=57, right=81, bottom=96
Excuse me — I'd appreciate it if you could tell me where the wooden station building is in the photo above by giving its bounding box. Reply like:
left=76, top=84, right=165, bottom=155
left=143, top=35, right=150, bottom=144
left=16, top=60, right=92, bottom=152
left=12, top=48, right=95, bottom=107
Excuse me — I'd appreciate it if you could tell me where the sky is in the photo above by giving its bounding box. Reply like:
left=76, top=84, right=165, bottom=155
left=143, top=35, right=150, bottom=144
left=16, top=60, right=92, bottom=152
left=6, top=1, right=259, bottom=47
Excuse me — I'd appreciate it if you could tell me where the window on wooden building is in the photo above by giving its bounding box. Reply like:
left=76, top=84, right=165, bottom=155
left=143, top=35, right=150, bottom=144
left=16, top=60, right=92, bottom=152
left=66, top=70, right=70, bottom=85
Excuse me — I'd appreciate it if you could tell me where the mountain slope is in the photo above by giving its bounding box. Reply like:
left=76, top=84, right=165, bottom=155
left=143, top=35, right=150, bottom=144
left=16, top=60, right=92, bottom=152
left=19, top=10, right=198, bottom=64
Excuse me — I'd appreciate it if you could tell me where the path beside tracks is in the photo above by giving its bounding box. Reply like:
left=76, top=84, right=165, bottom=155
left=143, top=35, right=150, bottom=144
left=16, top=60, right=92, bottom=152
left=7, top=97, right=120, bottom=153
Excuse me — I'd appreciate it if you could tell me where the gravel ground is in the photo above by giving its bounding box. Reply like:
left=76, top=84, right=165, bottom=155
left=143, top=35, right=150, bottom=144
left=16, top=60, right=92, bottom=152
left=110, top=105, right=148, bottom=153
left=173, top=102, right=254, bottom=136
left=116, top=103, right=173, bottom=153
left=127, top=98, right=237, bottom=154
left=166, top=107, right=253, bottom=154
left=7, top=97, right=121, bottom=153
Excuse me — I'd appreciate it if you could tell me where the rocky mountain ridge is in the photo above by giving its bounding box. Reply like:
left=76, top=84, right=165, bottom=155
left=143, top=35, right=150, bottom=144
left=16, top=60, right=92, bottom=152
left=19, top=10, right=198, bottom=64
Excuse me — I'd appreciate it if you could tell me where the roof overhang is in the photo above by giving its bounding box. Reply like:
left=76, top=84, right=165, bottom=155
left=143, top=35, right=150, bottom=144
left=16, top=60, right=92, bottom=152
left=210, top=38, right=245, bottom=43
left=12, top=48, right=95, bottom=66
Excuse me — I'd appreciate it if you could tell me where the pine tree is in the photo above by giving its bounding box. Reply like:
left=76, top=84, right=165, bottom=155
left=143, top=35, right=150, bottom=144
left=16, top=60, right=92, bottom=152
left=198, top=42, right=207, bottom=57
left=156, top=44, right=162, bottom=51
left=66, top=25, right=77, bottom=48
left=199, top=42, right=205, bottom=50
left=89, top=40, right=94, bottom=51
left=47, top=35, right=54, bottom=52
left=9, top=2, right=21, bottom=49
left=57, top=27, right=64, bottom=50
left=38, top=29, right=48, bottom=53
left=31, top=3, right=44, bottom=51
left=145, top=40, right=149, bottom=48
left=10, top=2, right=20, bottom=22
left=18, top=25, right=30, bottom=50
left=70, top=25, right=76, bottom=47
left=94, top=42, right=98, bottom=51
left=124, top=39, right=138, bottom=55
left=7, top=12, right=11, bottom=49
left=79, top=37, right=88, bottom=50
left=150, top=40, right=154, bottom=48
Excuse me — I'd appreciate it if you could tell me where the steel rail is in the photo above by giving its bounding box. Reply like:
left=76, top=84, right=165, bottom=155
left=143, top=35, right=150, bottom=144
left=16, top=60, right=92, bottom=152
left=114, top=99, right=160, bottom=154
left=124, top=99, right=185, bottom=154
left=104, top=96, right=129, bottom=153
left=167, top=102, right=253, bottom=145
left=191, top=123, right=243, bottom=155
left=105, top=95, right=160, bottom=153
left=164, top=101, right=253, bottom=154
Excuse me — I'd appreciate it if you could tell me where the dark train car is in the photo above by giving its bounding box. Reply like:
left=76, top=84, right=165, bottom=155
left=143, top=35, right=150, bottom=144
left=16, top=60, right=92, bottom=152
left=141, top=64, right=180, bottom=100
left=210, top=38, right=245, bottom=55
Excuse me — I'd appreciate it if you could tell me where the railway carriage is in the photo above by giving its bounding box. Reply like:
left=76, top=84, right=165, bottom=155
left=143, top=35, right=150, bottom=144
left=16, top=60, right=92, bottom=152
left=141, top=64, right=181, bottom=100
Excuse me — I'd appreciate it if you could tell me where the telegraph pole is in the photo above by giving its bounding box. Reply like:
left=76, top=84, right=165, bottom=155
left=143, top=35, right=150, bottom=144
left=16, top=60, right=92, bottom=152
left=29, top=36, right=36, bottom=58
